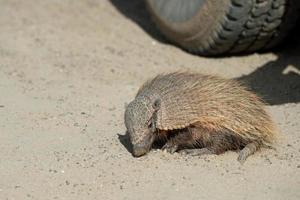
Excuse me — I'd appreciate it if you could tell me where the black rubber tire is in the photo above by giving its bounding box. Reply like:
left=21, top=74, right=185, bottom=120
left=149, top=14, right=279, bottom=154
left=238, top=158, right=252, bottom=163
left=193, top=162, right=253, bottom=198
left=146, top=0, right=300, bottom=56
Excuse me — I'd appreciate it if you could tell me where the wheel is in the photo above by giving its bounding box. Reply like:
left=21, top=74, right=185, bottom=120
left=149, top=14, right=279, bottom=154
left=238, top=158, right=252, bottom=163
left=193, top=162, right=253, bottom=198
left=146, top=0, right=300, bottom=56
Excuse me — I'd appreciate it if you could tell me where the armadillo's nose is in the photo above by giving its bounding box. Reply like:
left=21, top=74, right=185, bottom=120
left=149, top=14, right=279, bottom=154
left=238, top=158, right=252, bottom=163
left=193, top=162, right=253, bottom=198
left=132, top=144, right=149, bottom=157
left=130, top=132, right=154, bottom=157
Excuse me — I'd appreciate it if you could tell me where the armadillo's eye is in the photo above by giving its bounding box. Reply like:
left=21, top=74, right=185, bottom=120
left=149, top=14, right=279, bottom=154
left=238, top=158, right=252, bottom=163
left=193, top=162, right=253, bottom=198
left=148, top=117, right=157, bottom=133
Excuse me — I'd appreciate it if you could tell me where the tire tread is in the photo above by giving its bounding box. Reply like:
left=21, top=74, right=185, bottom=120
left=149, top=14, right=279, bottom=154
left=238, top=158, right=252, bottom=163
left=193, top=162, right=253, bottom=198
left=159, top=0, right=300, bottom=55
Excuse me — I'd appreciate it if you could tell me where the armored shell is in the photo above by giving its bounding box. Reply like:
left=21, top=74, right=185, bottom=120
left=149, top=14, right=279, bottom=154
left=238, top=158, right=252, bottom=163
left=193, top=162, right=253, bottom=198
left=135, top=72, right=275, bottom=144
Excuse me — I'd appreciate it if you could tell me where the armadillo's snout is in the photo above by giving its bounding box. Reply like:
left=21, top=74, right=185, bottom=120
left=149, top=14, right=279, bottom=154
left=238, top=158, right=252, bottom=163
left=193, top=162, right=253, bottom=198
left=131, top=135, right=154, bottom=157
left=132, top=144, right=149, bottom=157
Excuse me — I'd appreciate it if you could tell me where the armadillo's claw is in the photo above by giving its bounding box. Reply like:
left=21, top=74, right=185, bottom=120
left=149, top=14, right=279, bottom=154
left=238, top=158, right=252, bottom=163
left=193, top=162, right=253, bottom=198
left=162, top=142, right=178, bottom=154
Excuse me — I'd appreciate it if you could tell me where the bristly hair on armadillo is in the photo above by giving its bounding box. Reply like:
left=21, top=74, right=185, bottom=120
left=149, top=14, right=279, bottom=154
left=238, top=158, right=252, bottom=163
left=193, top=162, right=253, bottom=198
left=135, top=72, right=277, bottom=147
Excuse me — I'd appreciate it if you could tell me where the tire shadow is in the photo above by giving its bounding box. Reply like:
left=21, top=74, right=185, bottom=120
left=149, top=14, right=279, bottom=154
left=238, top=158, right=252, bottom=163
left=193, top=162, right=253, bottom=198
left=237, top=25, right=300, bottom=105
left=109, top=0, right=166, bottom=43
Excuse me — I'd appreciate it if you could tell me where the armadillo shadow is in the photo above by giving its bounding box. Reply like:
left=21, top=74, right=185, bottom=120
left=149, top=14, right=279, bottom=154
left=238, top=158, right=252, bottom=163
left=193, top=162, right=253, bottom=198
left=118, top=132, right=133, bottom=154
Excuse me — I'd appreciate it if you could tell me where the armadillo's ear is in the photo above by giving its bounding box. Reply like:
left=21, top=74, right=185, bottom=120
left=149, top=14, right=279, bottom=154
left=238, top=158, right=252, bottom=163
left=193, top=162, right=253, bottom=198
left=152, top=99, right=161, bottom=111
left=150, top=117, right=156, bottom=133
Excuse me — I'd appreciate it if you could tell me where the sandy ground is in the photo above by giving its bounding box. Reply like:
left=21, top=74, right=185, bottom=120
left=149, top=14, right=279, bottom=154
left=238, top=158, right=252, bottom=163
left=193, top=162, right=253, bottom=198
left=0, top=0, right=300, bottom=199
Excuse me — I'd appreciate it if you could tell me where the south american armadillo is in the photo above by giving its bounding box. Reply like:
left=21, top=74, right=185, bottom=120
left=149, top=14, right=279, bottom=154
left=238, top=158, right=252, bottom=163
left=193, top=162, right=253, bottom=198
left=124, top=72, right=276, bottom=163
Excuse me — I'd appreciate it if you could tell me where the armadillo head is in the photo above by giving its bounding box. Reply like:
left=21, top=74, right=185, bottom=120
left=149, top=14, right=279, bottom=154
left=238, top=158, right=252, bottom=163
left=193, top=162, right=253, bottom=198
left=124, top=97, right=161, bottom=157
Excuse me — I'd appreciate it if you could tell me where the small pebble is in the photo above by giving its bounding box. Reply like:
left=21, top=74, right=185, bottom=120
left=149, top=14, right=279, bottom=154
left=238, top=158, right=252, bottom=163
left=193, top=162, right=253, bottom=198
left=109, top=107, right=116, bottom=111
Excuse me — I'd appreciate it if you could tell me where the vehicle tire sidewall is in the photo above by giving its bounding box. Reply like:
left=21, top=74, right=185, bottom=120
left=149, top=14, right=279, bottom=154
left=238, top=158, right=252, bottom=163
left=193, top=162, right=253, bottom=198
left=146, top=0, right=231, bottom=47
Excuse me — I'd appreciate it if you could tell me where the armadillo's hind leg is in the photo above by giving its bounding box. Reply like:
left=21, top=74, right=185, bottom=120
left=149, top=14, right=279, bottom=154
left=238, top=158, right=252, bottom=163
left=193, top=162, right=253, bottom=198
left=237, top=141, right=260, bottom=164
left=179, top=148, right=215, bottom=156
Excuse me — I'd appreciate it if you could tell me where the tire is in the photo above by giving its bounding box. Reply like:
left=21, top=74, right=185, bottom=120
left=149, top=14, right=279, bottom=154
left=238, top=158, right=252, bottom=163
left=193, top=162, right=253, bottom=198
left=146, top=0, right=300, bottom=56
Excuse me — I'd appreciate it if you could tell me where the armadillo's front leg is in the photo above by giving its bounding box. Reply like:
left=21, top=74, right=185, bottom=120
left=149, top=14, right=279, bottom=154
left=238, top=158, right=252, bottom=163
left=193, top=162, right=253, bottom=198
left=161, top=128, right=194, bottom=154
left=161, top=141, right=179, bottom=154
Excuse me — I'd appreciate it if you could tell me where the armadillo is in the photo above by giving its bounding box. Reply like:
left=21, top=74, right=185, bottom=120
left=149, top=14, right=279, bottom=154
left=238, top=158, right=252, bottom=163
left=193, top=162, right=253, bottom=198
left=124, top=72, right=276, bottom=163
